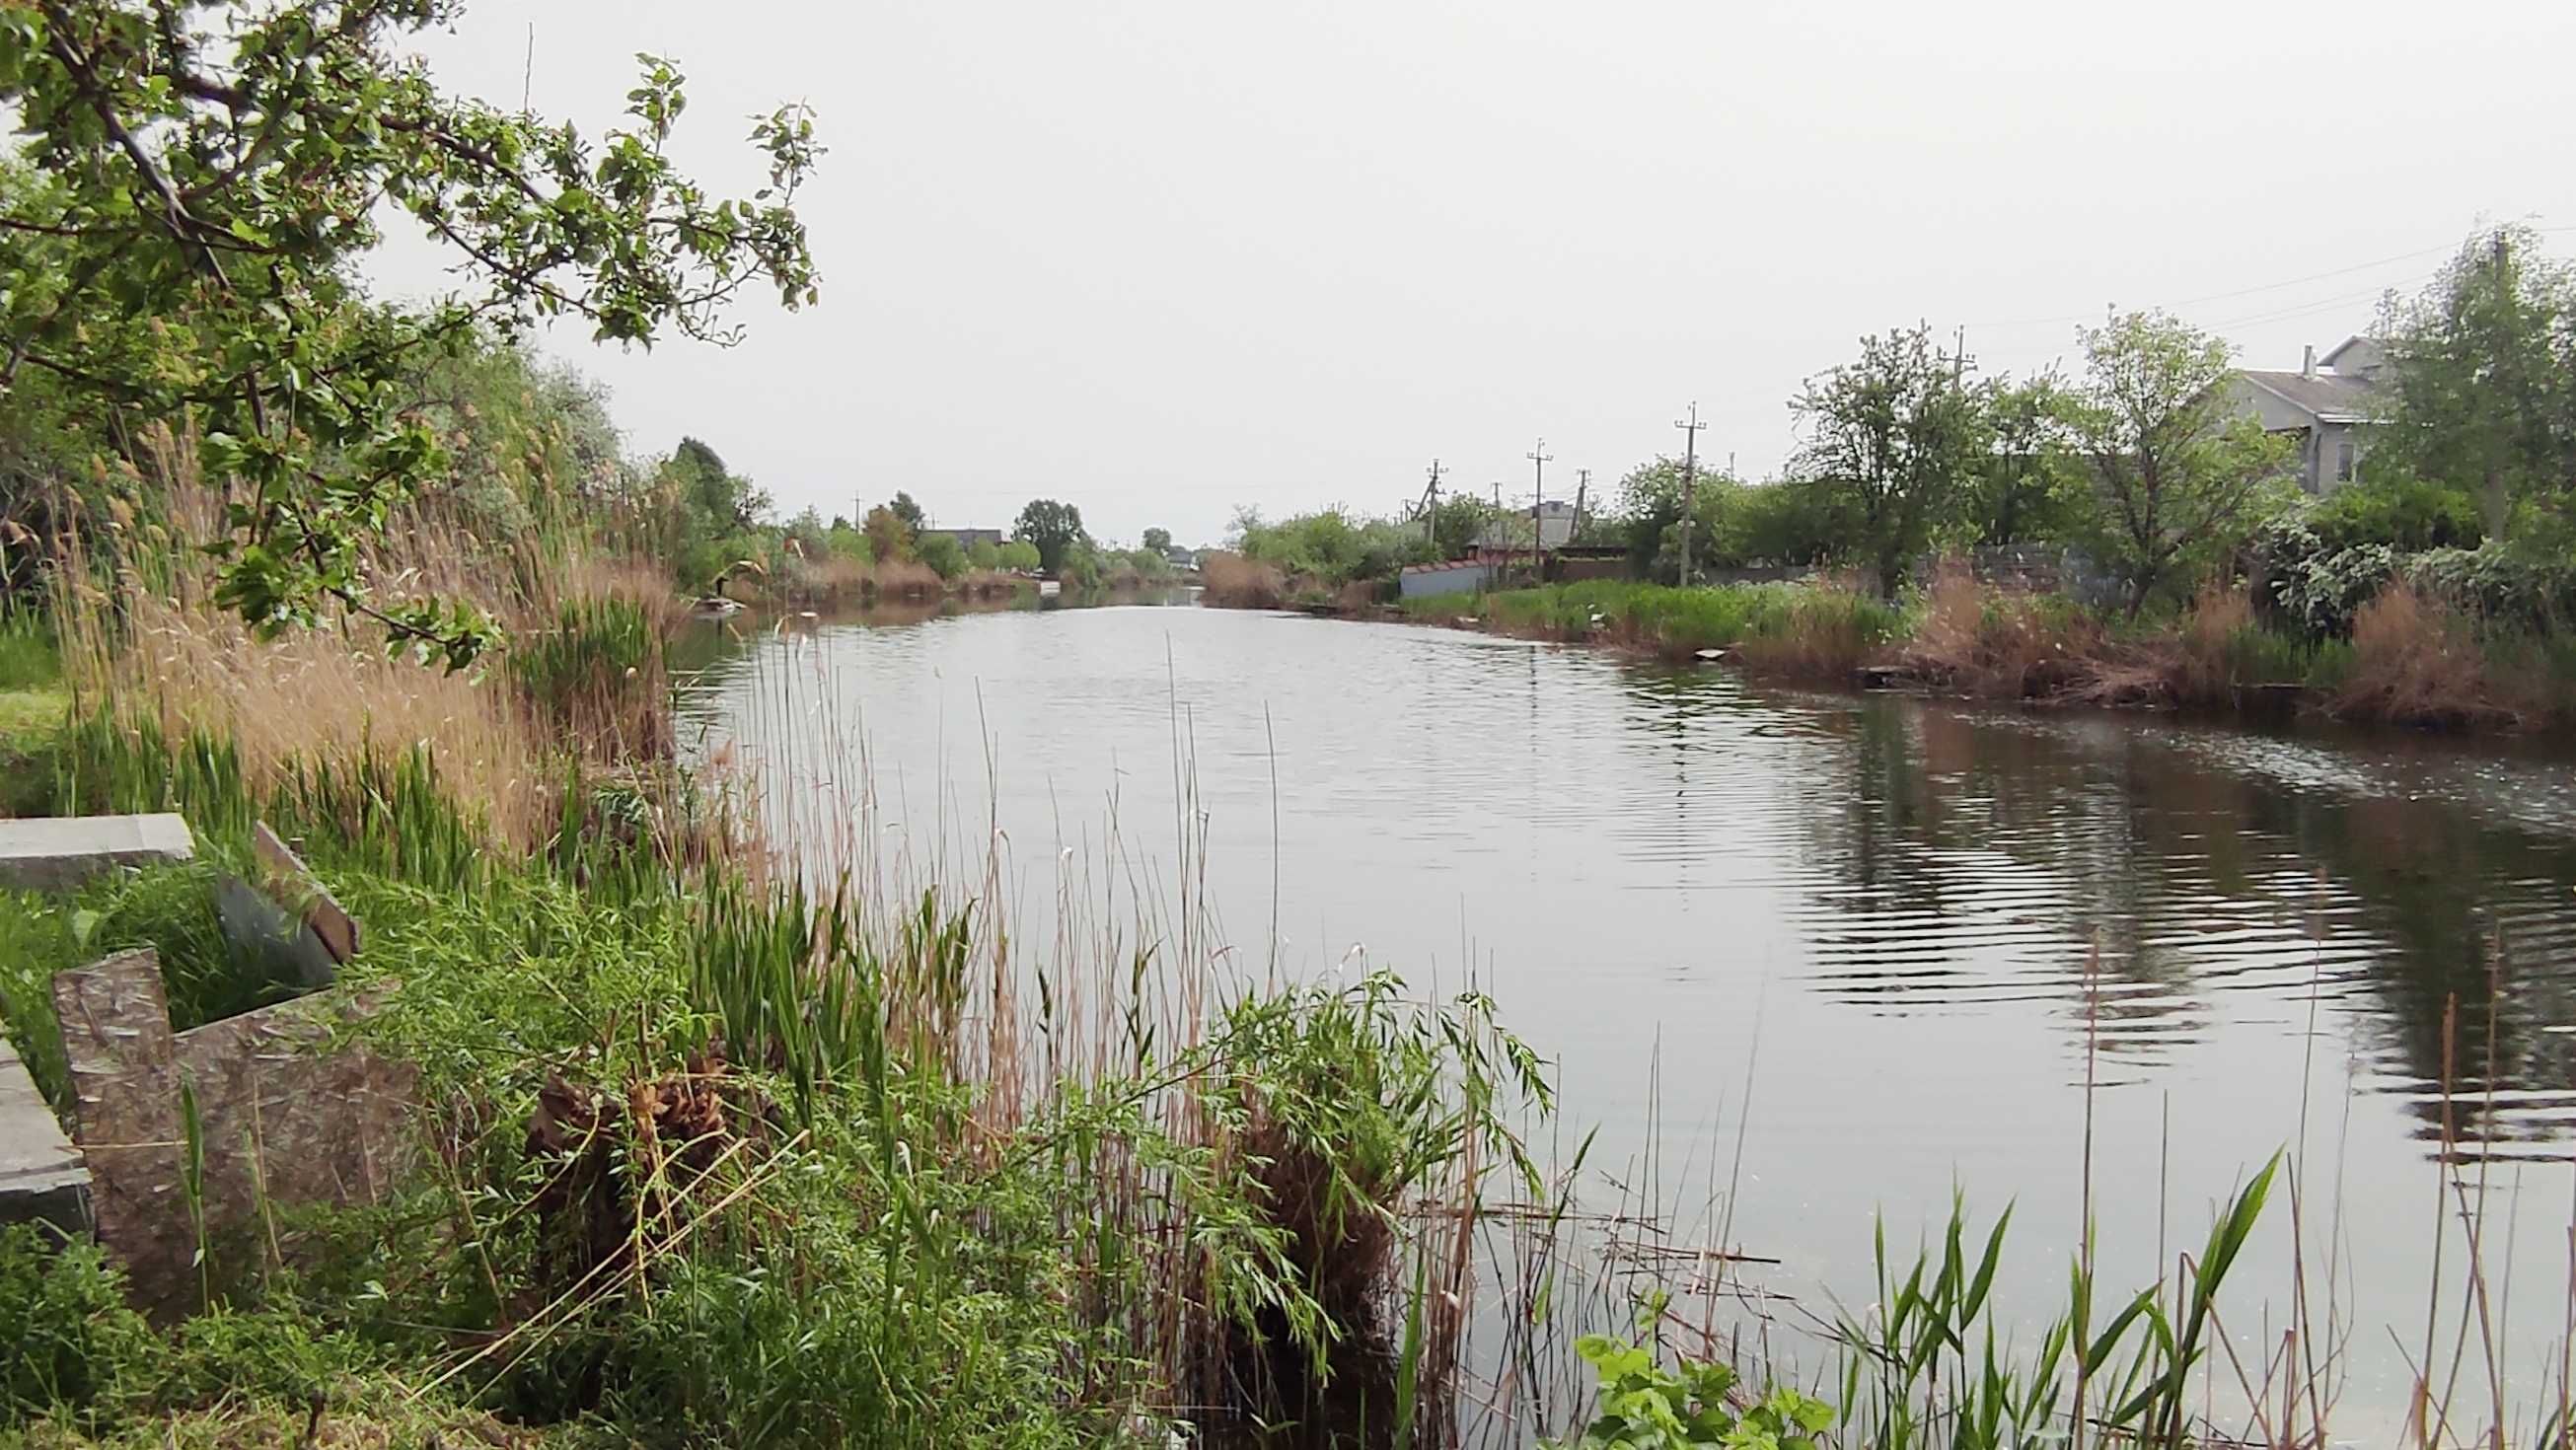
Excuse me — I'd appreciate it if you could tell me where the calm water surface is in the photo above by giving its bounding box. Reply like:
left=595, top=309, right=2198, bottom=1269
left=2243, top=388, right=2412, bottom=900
left=675, top=598, right=2576, bottom=1430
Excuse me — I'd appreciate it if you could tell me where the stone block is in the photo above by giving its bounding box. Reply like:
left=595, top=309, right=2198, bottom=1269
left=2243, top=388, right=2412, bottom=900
left=0, top=1035, right=86, bottom=1234
left=52, top=949, right=415, bottom=1318
left=0, top=814, right=193, bottom=891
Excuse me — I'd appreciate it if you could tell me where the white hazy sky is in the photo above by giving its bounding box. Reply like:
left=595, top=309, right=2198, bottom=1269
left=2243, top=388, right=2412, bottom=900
left=377, top=0, right=2576, bottom=546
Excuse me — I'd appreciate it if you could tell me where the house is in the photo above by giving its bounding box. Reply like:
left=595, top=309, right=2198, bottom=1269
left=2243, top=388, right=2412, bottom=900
left=929, top=527, right=1005, bottom=551
left=2229, top=336, right=2389, bottom=494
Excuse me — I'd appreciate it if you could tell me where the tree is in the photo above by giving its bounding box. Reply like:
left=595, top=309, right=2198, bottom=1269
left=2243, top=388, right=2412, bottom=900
left=1428, top=494, right=1498, bottom=561
left=0, top=6, right=819, bottom=666
left=887, top=491, right=926, bottom=537
left=2066, top=311, right=2294, bottom=616
left=2378, top=225, right=2576, bottom=538
left=1968, top=372, right=2083, bottom=545
left=668, top=437, right=769, bottom=533
left=863, top=505, right=912, bottom=564
left=1014, top=498, right=1087, bottom=573
left=1141, top=526, right=1172, bottom=554
left=1790, top=325, right=1990, bottom=597
left=967, top=539, right=1001, bottom=570
left=917, top=530, right=965, bottom=580
left=1614, top=457, right=1733, bottom=582
left=997, top=540, right=1041, bottom=573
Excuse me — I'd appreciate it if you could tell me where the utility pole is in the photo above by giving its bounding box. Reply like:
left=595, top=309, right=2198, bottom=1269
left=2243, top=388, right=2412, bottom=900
left=1525, top=438, right=1554, bottom=579
left=1420, top=459, right=1444, bottom=549
left=1572, top=469, right=1590, bottom=539
left=1674, top=403, right=1706, bottom=588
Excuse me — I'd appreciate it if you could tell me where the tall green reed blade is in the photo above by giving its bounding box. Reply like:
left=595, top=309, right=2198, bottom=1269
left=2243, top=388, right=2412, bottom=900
left=180, top=1075, right=209, bottom=1312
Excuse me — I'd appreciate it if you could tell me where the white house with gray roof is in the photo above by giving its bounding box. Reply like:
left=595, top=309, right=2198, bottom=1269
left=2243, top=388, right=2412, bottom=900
left=2227, top=335, right=2388, bottom=494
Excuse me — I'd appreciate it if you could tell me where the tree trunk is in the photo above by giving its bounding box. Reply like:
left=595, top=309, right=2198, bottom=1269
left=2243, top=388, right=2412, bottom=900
left=2482, top=464, right=2508, bottom=540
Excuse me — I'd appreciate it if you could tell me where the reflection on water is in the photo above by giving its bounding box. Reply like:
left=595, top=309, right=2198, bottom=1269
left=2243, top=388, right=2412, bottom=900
left=675, top=602, right=2576, bottom=1427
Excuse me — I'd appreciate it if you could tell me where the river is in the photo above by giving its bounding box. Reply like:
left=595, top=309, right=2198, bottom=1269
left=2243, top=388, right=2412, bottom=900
left=673, top=595, right=2576, bottom=1437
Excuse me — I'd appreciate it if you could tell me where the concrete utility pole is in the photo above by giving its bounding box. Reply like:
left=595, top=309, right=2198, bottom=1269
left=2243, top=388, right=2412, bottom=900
left=1525, top=438, right=1554, bottom=578
left=1573, top=469, right=1590, bottom=538
left=1674, top=402, right=1706, bottom=588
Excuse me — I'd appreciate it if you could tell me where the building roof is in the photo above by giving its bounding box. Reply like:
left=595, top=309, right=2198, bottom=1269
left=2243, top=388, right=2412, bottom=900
left=2319, top=334, right=2384, bottom=371
left=2240, top=370, right=2380, bottom=424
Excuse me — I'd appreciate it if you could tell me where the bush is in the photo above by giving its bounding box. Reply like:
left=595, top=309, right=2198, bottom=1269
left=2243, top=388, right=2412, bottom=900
left=2405, top=544, right=2576, bottom=633
left=997, top=540, right=1042, bottom=573
left=918, top=531, right=967, bottom=581
left=1233, top=508, right=1427, bottom=588
left=967, top=540, right=1001, bottom=571
left=2309, top=473, right=2484, bottom=552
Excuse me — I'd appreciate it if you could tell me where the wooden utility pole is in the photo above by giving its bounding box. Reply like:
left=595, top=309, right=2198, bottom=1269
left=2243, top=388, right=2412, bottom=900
left=1525, top=438, right=1554, bottom=579
left=1674, top=402, right=1706, bottom=587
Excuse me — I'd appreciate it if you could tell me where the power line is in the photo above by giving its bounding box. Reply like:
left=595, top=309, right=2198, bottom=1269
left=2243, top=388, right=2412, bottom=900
left=2205, top=271, right=2454, bottom=329
left=1962, top=224, right=2576, bottom=332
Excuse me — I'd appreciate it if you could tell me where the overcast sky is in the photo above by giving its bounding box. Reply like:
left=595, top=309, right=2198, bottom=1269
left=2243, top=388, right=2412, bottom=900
left=377, top=0, right=2576, bottom=546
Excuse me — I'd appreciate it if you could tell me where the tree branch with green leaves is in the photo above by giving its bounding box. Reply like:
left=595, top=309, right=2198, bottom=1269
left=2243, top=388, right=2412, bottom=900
left=0, top=0, right=823, bottom=667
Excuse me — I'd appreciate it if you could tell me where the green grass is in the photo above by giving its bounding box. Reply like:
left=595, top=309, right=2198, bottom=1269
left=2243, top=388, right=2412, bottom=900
left=0, top=610, right=68, bottom=816
left=1410, top=579, right=1906, bottom=662
left=0, top=609, right=60, bottom=693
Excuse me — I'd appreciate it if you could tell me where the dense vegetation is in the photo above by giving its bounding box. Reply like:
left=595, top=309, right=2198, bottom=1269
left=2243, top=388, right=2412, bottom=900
left=2, top=3, right=2572, bottom=1445
left=1236, top=230, right=2576, bottom=729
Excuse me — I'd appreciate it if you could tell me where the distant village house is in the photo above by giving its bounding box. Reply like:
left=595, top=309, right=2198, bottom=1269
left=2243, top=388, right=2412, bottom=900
left=929, top=527, right=1005, bottom=550
left=2228, top=335, right=2388, bottom=494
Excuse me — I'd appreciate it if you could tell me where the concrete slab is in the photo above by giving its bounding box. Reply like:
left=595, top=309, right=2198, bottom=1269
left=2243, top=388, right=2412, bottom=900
left=0, top=814, right=194, bottom=891
left=0, top=1031, right=89, bottom=1234
left=54, top=949, right=413, bottom=1317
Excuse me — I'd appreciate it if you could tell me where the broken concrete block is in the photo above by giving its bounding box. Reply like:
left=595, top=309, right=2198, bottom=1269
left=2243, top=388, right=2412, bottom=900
left=0, top=814, right=193, bottom=891
left=52, top=949, right=415, bottom=1318
left=251, top=823, right=359, bottom=965
left=0, top=1035, right=87, bottom=1235
left=214, top=875, right=339, bottom=993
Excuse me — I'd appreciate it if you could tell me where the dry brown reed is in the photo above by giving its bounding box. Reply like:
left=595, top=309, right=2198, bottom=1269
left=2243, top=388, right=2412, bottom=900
left=1200, top=551, right=1288, bottom=610
left=59, top=428, right=682, bottom=852
left=1899, top=563, right=2103, bottom=697
left=2333, top=580, right=2521, bottom=729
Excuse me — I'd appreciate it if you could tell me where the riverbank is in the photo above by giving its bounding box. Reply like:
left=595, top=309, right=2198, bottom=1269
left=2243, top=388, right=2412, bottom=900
left=0, top=500, right=1546, bottom=1446
left=6, top=563, right=2568, bottom=1445
left=1384, top=573, right=2576, bottom=732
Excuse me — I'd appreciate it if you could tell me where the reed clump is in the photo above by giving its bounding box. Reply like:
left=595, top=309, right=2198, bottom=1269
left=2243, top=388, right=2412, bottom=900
left=1901, top=563, right=2101, bottom=696
left=2332, top=579, right=2523, bottom=728
left=1201, top=550, right=1288, bottom=609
